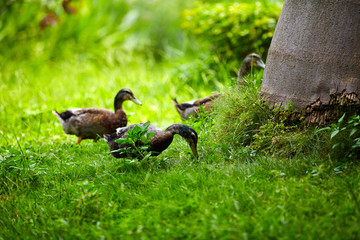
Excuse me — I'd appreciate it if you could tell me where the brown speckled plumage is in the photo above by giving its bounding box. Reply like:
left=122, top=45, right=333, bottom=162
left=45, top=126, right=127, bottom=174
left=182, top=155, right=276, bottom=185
left=53, top=88, right=142, bottom=144
left=104, top=123, right=198, bottom=159
left=172, top=93, right=220, bottom=120
left=172, top=53, right=265, bottom=120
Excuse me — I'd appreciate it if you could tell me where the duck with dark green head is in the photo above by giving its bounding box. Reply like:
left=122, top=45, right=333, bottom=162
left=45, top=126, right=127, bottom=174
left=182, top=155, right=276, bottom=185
left=53, top=88, right=142, bottom=144
left=104, top=123, right=199, bottom=159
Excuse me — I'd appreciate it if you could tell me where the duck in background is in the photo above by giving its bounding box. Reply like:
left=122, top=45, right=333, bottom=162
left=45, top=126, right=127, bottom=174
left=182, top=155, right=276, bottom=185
left=53, top=88, right=142, bottom=144
left=172, top=53, right=265, bottom=120
left=104, top=123, right=198, bottom=159
left=171, top=93, right=220, bottom=121
left=237, top=53, right=266, bottom=85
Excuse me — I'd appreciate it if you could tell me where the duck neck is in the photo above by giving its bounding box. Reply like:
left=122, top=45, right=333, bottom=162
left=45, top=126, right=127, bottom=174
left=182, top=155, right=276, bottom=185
left=238, top=61, right=251, bottom=82
left=165, top=124, right=198, bottom=158
left=114, top=100, right=124, bottom=112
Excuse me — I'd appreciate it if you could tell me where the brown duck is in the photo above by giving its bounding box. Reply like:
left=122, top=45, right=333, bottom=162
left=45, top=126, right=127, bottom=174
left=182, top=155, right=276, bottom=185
left=171, top=93, right=220, bottom=121
left=104, top=123, right=198, bottom=159
left=172, top=53, right=265, bottom=120
left=237, top=53, right=266, bottom=85
left=53, top=88, right=142, bottom=144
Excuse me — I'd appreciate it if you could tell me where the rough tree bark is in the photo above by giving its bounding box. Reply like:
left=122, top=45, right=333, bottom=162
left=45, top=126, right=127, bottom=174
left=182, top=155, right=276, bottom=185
left=260, top=0, right=360, bottom=124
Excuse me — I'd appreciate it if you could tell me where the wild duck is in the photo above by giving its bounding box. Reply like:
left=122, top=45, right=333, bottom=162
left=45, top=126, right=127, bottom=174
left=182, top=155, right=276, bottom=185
left=104, top=123, right=198, bottom=159
left=172, top=53, right=265, bottom=120
left=237, top=53, right=266, bottom=85
left=53, top=88, right=142, bottom=144
left=171, top=93, right=220, bottom=120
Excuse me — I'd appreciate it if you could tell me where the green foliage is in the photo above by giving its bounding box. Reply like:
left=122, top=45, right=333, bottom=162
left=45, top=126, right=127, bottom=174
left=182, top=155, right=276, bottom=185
left=113, top=121, right=156, bottom=164
left=172, top=0, right=281, bottom=93
left=1, top=57, right=360, bottom=240
left=0, top=0, right=193, bottom=62
left=317, top=114, right=360, bottom=160
left=212, top=74, right=270, bottom=147
left=0, top=0, right=126, bottom=61
left=1, top=0, right=360, bottom=238
left=181, top=1, right=282, bottom=60
left=252, top=118, right=296, bottom=152
left=207, top=73, right=327, bottom=160
left=171, top=54, right=232, bottom=96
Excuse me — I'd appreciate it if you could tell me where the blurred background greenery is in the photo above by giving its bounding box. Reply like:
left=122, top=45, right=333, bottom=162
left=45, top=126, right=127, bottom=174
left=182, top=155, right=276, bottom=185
left=0, top=0, right=283, bottom=141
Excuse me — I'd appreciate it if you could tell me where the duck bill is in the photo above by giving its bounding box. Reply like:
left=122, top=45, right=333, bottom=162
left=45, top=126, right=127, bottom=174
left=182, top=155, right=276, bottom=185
left=190, top=145, right=199, bottom=159
left=257, top=60, right=266, bottom=69
left=131, top=98, right=142, bottom=105
left=103, top=134, right=110, bottom=143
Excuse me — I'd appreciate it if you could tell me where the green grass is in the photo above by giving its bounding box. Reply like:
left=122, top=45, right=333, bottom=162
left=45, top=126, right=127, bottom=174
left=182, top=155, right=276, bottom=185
left=1, top=139, right=360, bottom=239
left=1, top=57, right=359, bottom=239
left=1, top=0, right=360, bottom=239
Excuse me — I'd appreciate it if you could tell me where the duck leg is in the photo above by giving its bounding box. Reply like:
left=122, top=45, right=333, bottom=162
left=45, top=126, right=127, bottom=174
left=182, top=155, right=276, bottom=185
left=77, top=137, right=82, bottom=145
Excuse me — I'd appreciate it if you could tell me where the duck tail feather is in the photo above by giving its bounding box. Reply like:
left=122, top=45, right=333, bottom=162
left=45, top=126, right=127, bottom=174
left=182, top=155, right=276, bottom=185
left=171, top=98, right=179, bottom=105
left=52, top=110, right=74, bottom=121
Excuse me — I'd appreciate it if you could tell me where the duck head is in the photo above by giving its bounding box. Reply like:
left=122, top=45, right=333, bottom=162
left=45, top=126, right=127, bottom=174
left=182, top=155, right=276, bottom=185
left=114, top=88, right=142, bottom=111
left=238, top=53, right=266, bottom=84
left=243, top=53, right=266, bottom=70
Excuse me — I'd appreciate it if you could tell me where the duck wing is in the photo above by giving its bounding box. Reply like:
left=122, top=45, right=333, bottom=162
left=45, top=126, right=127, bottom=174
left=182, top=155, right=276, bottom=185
left=115, top=123, right=163, bottom=138
left=56, top=108, right=115, bottom=137
left=193, top=93, right=220, bottom=105
left=106, top=123, right=166, bottom=158
left=69, top=108, right=113, bottom=116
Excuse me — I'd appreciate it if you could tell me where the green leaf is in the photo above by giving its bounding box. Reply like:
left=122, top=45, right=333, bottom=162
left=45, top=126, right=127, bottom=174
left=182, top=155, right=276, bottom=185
left=141, top=153, right=153, bottom=163
left=125, top=159, right=137, bottom=166
left=332, top=143, right=340, bottom=149
left=330, top=130, right=339, bottom=139
left=142, top=121, right=151, bottom=129
left=338, top=113, right=346, bottom=123
left=350, top=129, right=358, bottom=137
left=140, top=135, right=147, bottom=143
left=147, top=132, right=155, bottom=139
left=112, top=147, right=129, bottom=153
left=132, top=125, right=142, bottom=134
left=115, top=138, right=129, bottom=144
left=315, top=127, right=331, bottom=133
left=139, top=146, right=149, bottom=151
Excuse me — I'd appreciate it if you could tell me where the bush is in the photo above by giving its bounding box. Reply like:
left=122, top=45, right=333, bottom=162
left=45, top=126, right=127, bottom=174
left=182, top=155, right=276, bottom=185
left=181, top=1, right=282, bottom=61
left=317, top=114, right=360, bottom=160
left=187, top=72, right=328, bottom=160
left=0, top=0, right=129, bottom=61
left=0, top=0, right=194, bottom=62
left=170, top=54, right=232, bottom=94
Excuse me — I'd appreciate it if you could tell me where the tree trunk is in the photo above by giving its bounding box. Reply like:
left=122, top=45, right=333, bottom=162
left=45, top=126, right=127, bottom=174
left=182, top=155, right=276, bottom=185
left=260, top=0, right=360, bottom=124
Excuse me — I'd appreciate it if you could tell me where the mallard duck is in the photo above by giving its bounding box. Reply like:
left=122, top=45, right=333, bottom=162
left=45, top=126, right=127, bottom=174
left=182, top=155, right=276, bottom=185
left=171, top=93, right=220, bottom=120
left=53, top=88, right=142, bottom=144
left=172, top=53, right=265, bottom=120
left=104, top=123, right=198, bottom=159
